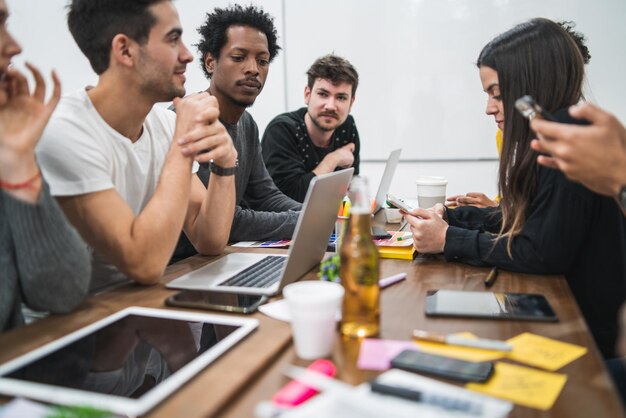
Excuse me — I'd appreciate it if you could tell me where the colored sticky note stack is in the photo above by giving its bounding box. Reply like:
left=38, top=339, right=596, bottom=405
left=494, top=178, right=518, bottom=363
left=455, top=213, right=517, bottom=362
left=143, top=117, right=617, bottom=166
left=505, top=332, right=588, bottom=371
left=466, top=362, right=567, bottom=411
left=465, top=333, right=587, bottom=411
left=375, top=231, right=415, bottom=260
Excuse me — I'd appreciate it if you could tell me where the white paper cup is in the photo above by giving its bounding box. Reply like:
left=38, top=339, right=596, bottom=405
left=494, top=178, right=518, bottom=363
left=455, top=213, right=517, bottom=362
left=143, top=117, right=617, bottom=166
left=416, top=176, right=448, bottom=208
left=283, top=281, right=344, bottom=360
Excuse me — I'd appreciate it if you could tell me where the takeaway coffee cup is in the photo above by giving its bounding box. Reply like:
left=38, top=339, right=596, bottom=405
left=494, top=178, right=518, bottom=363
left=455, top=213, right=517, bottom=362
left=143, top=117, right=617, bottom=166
left=416, top=176, right=448, bottom=208
left=283, top=281, right=344, bottom=360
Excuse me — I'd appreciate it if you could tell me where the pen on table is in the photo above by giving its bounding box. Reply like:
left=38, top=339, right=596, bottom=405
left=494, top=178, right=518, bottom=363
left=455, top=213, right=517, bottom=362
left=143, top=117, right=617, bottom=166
left=484, top=266, right=499, bottom=287
left=370, top=380, right=482, bottom=415
left=412, top=329, right=512, bottom=352
left=379, top=272, right=407, bottom=289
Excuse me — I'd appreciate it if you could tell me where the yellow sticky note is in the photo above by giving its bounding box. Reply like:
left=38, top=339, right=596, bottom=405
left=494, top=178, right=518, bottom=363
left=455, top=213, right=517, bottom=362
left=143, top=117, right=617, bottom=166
left=466, top=362, right=567, bottom=410
left=414, top=332, right=507, bottom=362
left=506, top=333, right=587, bottom=371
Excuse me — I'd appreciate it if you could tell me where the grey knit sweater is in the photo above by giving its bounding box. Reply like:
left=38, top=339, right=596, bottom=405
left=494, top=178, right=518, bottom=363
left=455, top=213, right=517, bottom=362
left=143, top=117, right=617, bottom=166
left=0, top=181, right=91, bottom=332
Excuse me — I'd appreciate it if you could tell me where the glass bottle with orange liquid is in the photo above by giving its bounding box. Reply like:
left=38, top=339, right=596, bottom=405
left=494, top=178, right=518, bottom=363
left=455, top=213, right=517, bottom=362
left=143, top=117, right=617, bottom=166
left=339, top=177, right=380, bottom=338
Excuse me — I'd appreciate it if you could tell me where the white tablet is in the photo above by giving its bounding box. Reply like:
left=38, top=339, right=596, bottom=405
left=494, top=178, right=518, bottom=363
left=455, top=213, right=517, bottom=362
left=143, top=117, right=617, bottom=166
left=0, top=306, right=258, bottom=416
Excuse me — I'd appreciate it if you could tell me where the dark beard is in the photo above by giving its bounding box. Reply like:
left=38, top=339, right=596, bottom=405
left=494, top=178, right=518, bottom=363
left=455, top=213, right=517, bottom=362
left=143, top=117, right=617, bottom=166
left=310, top=114, right=336, bottom=132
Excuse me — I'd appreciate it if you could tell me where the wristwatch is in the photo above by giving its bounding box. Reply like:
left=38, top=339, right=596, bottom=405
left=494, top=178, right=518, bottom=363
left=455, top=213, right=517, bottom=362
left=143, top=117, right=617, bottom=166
left=209, top=159, right=238, bottom=176
left=619, top=185, right=626, bottom=211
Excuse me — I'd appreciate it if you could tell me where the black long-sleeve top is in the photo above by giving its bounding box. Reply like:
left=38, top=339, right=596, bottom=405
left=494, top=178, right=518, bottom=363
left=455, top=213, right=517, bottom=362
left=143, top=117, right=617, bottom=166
left=261, top=108, right=360, bottom=202
left=444, top=166, right=626, bottom=358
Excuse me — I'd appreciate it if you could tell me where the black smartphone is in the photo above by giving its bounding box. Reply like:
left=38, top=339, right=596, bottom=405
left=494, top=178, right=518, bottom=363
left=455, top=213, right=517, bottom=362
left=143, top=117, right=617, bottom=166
left=371, top=226, right=392, bottom=239
left=515, top=95, right=590, bottom=125
left=165, top=290, right=268, bottom=314
left=390, top=349, right=494, bottom=383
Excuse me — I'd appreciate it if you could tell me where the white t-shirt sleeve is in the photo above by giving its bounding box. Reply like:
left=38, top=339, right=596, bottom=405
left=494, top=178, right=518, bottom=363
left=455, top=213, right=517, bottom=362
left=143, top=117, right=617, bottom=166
left=37, top=110, right=113, bottom=197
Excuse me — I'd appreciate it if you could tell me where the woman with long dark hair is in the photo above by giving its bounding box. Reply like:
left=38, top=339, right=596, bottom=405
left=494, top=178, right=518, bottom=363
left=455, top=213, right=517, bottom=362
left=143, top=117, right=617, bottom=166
left=405, top=18, right=626, bottom=358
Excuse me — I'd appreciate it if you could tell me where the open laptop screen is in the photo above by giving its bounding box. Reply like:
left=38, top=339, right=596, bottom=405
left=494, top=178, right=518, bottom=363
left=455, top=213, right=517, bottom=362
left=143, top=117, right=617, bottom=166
left=374, top=148, right=402, bottom=212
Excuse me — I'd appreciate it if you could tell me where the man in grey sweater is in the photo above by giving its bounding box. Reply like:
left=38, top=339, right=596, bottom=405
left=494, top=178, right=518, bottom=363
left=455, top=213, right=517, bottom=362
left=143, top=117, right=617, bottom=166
left=0, top=0, right=90, bottom=332
left=172, top=5, right=301, bottom=262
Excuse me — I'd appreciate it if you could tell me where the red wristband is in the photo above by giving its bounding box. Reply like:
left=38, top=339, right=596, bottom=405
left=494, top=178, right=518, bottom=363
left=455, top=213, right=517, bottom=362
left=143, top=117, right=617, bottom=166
left=0, top=169, right=42, bottom=190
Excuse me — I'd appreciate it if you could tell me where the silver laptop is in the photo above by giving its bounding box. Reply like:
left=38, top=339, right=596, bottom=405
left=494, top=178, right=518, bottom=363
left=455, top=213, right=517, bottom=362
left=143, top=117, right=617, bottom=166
left=166, top=168, right=354, bottom=296
left=374, top=148, right=402, bottom=213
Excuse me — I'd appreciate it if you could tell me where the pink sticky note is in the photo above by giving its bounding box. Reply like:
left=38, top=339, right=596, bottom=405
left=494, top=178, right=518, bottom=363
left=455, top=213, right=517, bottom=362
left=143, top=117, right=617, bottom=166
left=357, top=338, right=418, bottom=371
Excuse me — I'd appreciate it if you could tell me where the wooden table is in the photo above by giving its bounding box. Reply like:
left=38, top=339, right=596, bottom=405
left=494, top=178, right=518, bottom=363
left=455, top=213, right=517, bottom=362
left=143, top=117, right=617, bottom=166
left=0, top=248, right=624, bottom=418
left=216, top=254, right=625, bottom=418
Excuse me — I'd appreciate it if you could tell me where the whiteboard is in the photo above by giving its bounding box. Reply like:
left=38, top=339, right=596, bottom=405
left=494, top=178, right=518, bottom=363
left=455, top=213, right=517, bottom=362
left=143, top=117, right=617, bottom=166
left=282, top=0, right=626, bottom=160
left=8, top=0, right=626, bottom=161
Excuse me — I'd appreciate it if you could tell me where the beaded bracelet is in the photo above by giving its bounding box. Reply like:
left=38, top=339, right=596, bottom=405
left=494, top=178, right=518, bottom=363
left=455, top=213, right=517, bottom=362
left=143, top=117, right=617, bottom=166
left=0, top=169, right=42, bottom=190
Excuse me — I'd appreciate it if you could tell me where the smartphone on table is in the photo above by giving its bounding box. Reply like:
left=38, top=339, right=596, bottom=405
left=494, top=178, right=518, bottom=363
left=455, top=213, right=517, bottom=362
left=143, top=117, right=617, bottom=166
left=165, top=290, right=268, bottom=314
left=390, top=349, right=494, bottom=383
left=371, top=226, right=392, bottom=239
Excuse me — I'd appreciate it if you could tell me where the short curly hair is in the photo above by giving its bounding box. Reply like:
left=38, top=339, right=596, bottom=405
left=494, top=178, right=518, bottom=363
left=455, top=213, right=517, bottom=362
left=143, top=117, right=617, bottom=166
left=307, top=54, right=359, bottom=96
left=558, top=21, right=591, bottom=64
left=196, top=4, right=280, bottom=79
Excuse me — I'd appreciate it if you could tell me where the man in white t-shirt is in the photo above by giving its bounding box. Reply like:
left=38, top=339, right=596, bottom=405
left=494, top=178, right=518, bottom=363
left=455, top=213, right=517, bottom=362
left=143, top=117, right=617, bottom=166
left=37, top=0, right=238, bottom=292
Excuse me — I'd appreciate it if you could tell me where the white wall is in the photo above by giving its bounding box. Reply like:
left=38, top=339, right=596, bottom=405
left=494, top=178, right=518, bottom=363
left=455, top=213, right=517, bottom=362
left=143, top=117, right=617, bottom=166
left=283, top=0, right=626, bottom=161
left=362, top=160, right=499, bottom=202
left=8, top=0, right=625, bottom=199
left=8, top=0, right=286, bottom=135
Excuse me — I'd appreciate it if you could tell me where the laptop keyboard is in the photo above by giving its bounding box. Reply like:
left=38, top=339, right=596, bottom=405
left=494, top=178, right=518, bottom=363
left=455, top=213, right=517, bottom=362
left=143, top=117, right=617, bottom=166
left=218, top=256, right=287, bottom=288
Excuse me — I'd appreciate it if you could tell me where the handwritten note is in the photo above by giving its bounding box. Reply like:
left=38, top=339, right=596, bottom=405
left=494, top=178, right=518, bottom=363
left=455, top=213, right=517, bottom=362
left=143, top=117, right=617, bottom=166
left=415, top=332, right=507, bottom=362
left=506, top=333, right=587, bottom=371
left=466, top=362, right=567, bottom=410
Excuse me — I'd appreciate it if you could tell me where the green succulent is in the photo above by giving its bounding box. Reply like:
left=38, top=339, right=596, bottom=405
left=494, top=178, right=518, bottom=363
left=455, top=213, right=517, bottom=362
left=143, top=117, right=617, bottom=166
left=318, top=255, right=341, bottom=283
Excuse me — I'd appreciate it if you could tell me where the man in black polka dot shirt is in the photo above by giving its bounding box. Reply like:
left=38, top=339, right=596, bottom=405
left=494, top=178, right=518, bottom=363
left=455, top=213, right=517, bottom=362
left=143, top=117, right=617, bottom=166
left=262, top=54, right=360, bottom=202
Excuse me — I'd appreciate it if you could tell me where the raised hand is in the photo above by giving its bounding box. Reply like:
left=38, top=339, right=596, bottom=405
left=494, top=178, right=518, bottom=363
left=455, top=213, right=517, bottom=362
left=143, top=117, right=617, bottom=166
left=0, top=63, right=60, bottom=164
left=530, top=103, right=626, bottom=198
left=0, top=63, right=61, bottom=202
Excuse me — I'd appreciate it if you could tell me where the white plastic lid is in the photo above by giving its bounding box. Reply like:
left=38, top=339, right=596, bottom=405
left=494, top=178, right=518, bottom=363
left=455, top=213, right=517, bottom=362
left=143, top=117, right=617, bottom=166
left=415, top=176, right=448, bottom=186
